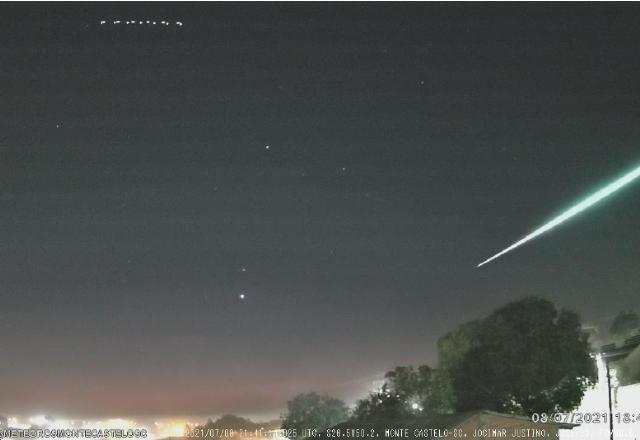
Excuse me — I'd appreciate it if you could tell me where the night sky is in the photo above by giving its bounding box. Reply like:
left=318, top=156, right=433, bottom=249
left=1, top=3, right=640, bottom=420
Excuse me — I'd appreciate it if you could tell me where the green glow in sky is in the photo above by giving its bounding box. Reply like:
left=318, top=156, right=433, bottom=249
left=477, top=163, right=640, bottom=267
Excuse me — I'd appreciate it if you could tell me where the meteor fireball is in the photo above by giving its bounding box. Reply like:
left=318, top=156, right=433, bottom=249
left=477, top=163, right=640, bottom=267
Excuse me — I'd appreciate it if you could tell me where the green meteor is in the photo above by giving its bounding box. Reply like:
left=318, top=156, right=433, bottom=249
left=477, top=163, right=640, bottom=268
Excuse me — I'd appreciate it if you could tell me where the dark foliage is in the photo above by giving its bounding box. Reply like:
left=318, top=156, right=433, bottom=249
left=447, top=297, right=596, bottom=416
left=281, top=393, right=349, bottom=438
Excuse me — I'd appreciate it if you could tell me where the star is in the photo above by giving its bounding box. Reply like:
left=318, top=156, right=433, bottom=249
left=55, top=123, right=61, bottom=129
left=240, top=267, right=247, bottom=272
left=265, top=145, right=270, bottom=150
left=239, top=293, right=246, bottom=300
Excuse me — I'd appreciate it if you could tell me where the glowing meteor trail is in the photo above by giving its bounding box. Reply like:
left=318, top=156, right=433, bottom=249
left=477, top=163, right=640, bottom=267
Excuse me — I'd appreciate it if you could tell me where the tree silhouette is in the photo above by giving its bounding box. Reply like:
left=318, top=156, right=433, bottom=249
left=446, top=297, right=596, bottom=416
left=610, top=311, right=640, bottom=339
left=281, top=393, right=349, bottom=438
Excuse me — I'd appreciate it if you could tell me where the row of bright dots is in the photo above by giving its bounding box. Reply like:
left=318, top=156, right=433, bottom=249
left=100, top=20, right=183, bottom=26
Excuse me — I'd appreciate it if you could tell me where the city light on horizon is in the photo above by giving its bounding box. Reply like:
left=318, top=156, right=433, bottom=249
left=0, top=415, right=202, bottom=439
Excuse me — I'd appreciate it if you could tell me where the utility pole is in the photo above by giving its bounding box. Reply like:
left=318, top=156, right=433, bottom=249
left=605, top=359, right=613, bottom=440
